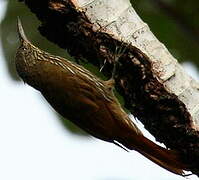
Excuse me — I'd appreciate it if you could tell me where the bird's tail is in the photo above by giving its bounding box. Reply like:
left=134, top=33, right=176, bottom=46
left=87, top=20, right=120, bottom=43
left=116, top=131, right=190, bottom=176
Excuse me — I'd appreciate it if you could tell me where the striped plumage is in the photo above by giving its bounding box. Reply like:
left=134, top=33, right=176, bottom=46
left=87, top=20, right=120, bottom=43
left=15, top=18, right=190, bottom=176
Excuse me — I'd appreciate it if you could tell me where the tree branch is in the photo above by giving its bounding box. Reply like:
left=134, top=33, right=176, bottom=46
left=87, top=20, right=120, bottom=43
left=19, top=0, right=199, bottom=175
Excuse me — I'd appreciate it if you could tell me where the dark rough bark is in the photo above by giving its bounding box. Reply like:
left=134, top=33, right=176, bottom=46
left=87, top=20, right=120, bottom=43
left=19, top=0, right=199, bottom=175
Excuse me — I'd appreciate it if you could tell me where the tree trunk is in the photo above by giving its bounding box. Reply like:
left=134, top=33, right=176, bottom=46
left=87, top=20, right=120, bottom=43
left=19, top=0, right=199, bottom=175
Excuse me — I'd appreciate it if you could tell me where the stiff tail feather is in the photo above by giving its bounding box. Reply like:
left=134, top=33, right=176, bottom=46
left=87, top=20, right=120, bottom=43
left=116, top=132, right=190, bottom=176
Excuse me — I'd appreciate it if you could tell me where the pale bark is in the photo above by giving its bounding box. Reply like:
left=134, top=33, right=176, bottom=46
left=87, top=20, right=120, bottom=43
left=19, top=0, right=199, bottom=175
left=74, top=0, right=199, bottom=128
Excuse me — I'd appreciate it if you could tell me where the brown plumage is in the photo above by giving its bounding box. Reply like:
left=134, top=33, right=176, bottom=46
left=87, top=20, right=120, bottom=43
left=15, top=18, right=190, bottom=176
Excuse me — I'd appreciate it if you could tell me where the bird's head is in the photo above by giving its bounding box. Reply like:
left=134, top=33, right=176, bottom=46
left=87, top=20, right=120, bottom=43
left=15, top=17, right=41, bottom=88
left=16, top=17, right=34, bottom=59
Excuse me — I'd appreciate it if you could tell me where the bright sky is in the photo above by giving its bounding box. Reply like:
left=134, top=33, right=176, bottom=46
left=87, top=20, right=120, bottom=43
left=0, top=1, right=198, bottom=180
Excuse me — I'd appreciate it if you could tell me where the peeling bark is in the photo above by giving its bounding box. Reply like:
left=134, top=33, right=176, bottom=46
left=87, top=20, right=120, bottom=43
left=19, top=0, right=199, bottom=175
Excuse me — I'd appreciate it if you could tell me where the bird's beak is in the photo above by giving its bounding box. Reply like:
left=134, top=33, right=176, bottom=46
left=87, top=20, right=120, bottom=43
left=17, top=17, right=29, bottom=43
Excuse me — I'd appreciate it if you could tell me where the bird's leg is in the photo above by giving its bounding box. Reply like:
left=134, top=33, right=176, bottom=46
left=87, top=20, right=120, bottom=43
left=105, top=42, right=130, bottom=90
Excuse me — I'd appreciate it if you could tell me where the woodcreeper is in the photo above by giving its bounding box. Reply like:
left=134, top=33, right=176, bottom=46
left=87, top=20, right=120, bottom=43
left=15, top=18, right=190, bottom=176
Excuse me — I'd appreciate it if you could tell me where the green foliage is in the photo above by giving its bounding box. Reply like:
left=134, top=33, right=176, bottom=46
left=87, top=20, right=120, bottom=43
left=131, top=0, right=199, bottom=66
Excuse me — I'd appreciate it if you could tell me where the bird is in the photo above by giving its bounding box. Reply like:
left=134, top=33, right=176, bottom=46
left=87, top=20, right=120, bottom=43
left=15, top=17, right=190, bottom=176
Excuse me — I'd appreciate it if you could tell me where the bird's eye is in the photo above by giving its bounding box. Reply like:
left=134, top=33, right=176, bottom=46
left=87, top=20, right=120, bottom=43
left=21, top=47, right=27, bottom=51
